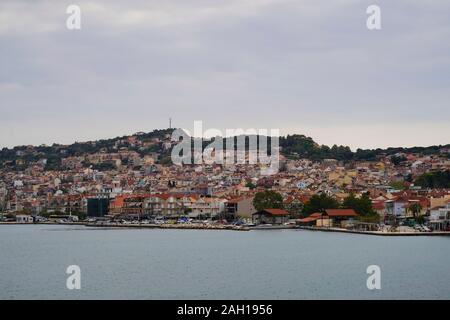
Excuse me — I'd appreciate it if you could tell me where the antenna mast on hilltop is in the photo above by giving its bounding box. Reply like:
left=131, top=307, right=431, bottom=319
left=169, top=118, right=172, bottom=129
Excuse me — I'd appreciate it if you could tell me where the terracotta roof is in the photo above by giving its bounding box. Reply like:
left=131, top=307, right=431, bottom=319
left=284, top=195, right=310, bottom=204
left=325, top=209, right=358, bottom=217
left=310, top=212, right=323, bottom=218
left=297, top=212, right=323, bottom=223
left=227, top=196, right=252, bottom=204
left=372, top=202, right=385, bottom=210
left=227, top=197, right=243, bottom=204
left=262, top=208, right=289, bottom=216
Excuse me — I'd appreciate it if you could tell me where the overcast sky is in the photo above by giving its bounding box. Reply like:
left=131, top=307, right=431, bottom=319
left=1, top=0, right=449, bottom=150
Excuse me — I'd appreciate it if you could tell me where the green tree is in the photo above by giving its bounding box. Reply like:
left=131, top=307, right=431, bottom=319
left=92, top=162, right=116, bottom=171
left=72, top=211, right=87, bottom=220
left=389, top=181, right=406, bottom=190
left=391, top=155, right=407, bottom=166
left=40, top=210, right=50, bottom=218
left=245, top=181, right=257, bottom=190
left=253, top=190, right=283, bottom=212
left=302, top=193, right=339, bottom=214
left=408, top=202, right=422, bottom=219
left=342, top=193, right=375, bottom=216
left=414, top=170, right=450, bottom=188
left=285, top=200, right=304, bottom=218
left=416, top=215, right=426, bottom=224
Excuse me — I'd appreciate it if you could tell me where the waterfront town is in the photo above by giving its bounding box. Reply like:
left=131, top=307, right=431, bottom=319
left=1, top=129, right=449, bottom=234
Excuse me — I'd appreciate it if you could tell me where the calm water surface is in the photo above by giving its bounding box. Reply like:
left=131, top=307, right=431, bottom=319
left=0, top=225, right=449, bottom=299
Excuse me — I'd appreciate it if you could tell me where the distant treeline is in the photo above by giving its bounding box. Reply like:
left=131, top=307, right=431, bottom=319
left=414, top=170, right=450, bottom=188
left=279, top=134, right=449, bottom=162
left=201, top=134, right=449, bottom=162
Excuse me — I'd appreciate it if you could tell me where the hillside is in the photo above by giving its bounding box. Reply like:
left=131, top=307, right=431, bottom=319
left=0, top=129, right=449, bottom=171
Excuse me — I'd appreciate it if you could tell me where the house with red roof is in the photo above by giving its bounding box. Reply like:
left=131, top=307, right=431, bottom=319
left=283, top=195, right=308, bottom=217
left=324, top=209, right=358, bottom=217
left=296, top=212, right=323, bottom=226
left=252, top=208, right=289, bottom=225
left=371, top=201, right=385, bottom=216
left=384, top=195, right=429, bottom=218
left=323, top=209, right=358, bottom=228
left=296, top=209, right=358, bottom=228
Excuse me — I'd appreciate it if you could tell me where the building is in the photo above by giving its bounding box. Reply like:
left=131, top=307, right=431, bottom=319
left=122, top=195, right=146, bottom=216
left=109, top=193, right=225, bottom=218
left=385, top=195, right=428, bottom=219
left=190, top=196, right=224, bottom=218
left=296, top=212, right=324, bottom=226
left=371, top=201, right=386, bottom=217
left=226, top=196, right=256, bottom=218
left=324, top=209, right=358, bottom=228
left=429, top=202, right=450, bottom=231
left=87, top=198, right=110, bottom=217
left=143, top=194, right=187, bottom=217
left=252, top=209, right=289, bottom=225
left=16, top=215, right=34, bottom=223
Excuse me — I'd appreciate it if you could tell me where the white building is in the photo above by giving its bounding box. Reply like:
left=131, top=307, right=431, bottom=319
left=429, top=202, right=450, bottom=231
left=430, top=202, right=450, bottom=221
left=16, top=215, right=33, bottom=223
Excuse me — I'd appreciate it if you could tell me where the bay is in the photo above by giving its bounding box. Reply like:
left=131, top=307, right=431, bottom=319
left=0, top=225, right=449, bottom=299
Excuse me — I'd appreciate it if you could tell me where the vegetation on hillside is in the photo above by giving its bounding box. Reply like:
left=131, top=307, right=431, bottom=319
left=414, top=170, right=450, bottom=188
left=1, top=129, right=448, bottom=171
left=0, top=129, right=174, bottom=171
left=302, top=193, right=340, bottom=214
left=253, top=190, right=284, bottom=212
left=341, top=193, right=375, bottom=216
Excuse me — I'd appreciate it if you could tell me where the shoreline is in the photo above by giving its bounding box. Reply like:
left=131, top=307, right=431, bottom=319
left=2, top=222, right=450, bottom=236
left=297, top=226, right=450, bottom=236
left=0, top=221, right=250, bottom=231
left=86, top=223, right=251, bottom=231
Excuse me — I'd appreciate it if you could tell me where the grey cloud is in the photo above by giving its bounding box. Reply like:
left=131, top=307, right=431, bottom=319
left=0, top=0, right=449, bottom=149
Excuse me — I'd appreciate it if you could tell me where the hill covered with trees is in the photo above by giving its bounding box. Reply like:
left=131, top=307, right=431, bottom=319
left=1, top=129, right=449, bottom=171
